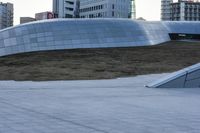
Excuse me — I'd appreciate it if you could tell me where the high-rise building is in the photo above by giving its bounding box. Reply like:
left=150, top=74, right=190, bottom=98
left=53, top=0, right=80, bottom=18
left=161, top=0, right=200, bottom=21
left=161, top=0, right=173, bottom=21
left=79, top=0, right=134, bottom=18
left=53, top=0, right=136, bottom=19
left=171, top=0, right=200, bottom=21
left=0, top=2, right=13, bottom=29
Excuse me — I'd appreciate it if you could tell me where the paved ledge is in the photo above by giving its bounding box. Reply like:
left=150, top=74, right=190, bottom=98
left=0, top=74, right=200, bottom=133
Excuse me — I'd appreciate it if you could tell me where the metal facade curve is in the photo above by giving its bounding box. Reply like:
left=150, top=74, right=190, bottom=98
left=0, top=19, right=199, bottom=56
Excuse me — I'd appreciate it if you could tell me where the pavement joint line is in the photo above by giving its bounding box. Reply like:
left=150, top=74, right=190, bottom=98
left=0, top=97, right=109, bottom=133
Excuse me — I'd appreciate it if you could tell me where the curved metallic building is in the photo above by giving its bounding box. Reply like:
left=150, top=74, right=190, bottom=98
left=0, top=19, right=200, bottom=56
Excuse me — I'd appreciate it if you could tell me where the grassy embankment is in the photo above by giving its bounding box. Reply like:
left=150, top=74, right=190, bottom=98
left=0, top=41, right=199, bottom=81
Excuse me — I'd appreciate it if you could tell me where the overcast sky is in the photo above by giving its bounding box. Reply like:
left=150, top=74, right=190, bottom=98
left=0, top=0, right=176, bottom=25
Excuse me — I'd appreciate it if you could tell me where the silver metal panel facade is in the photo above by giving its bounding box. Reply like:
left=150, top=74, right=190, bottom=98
left=0, top=19, right=199, bottom=57
left=163, top=21, right=200, bottom=34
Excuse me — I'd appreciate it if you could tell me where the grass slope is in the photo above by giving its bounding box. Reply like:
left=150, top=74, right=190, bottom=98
left=0, top=41, right=200, bottom=81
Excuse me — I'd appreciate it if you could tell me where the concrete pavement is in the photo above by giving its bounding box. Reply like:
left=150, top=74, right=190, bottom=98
left=0, top=74, right=200, bottom=133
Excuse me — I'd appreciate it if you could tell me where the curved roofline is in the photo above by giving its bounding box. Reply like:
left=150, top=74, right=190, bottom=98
left=0, top=18, right=161, bottom=32
left=2, top=18, right=200, bottom=32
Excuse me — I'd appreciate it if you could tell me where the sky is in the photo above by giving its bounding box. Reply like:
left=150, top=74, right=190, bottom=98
left=0, top=0, right=176, bottom=25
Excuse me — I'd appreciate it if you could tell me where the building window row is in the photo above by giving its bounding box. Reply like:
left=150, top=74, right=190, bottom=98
left=80, top=4, right=104, bottom=13
left=80, top=12, right=107, bottom=18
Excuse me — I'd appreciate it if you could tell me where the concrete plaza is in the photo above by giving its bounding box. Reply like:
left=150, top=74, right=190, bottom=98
left=0, top=74, right=200, bottom=133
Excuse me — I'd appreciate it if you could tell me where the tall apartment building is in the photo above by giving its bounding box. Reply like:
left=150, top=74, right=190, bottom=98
left=171, top=0, right=200, bottom=21
left=53, top=0, right=80, bottom=18
left=53, top=0, right=136, bottom=19
left=161, top=0, right=200, bottom=21
left=161, top=0, right=173, bottom=21
left=0, top=2, right=13, bottom=29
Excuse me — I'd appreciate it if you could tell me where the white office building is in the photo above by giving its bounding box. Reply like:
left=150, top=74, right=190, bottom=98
left=53, top=0, right=136, bottom=19
left=79, top=0, right=135, bottom=19
left=0, top=2, right=13, bottom=29
left=53, top=0, right=80, bottom=18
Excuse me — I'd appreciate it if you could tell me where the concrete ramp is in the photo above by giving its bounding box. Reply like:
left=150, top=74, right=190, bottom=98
left=147, top=63, right=200, bottom=88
